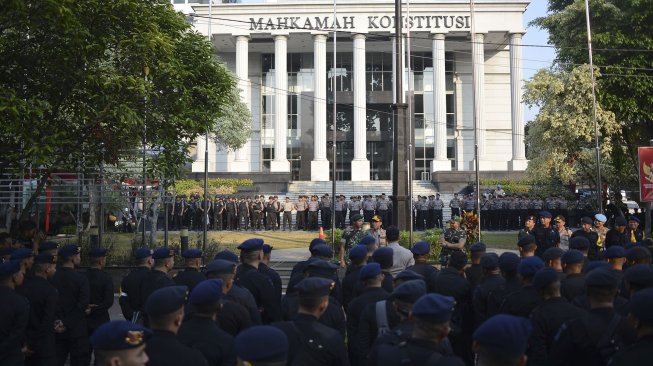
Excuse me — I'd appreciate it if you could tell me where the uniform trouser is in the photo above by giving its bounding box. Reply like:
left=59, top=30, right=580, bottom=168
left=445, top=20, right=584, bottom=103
left=451, top=208, right=460, bottom=219
left=283, top=211, right=292, bottom=230
left=427, top=209, right=435, bottom=229
left=56, top=336, right=90, bottom=366
left=363, top=210, right=374, bottom=224
left=433, top=210, right=443, bottom=229
left=418, top=210, right=428, bottom=230
left=214, top=214, right=223, bottom=230
left=321, top=208, right=331, bottom=229
left=308, top=211, right=318, bottom=230
left=508, top=210, right=519, bottom=229
left=238, top=214, right=248, bottom=230
left=266, top=211, right=276, bottom=230
left=226, top=212, right=236, bottom=230
left=296, top=210, right=305, bottom=230
left=377, top=210, right=388, bottom=228
left=335, top=210, right=345, bottom=229
left=276, top=212, right=281, bottom=228
left=174, top=215, right=182, bottom=230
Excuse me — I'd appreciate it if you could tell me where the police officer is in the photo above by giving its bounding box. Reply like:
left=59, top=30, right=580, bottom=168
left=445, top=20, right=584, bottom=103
left=225, top=197, right=237, bottom=231
left=90, top=321, right=151, bottom=366
left=432, top=193, right=445, bottom=229
left=472, top=314, right=532, bottom=366
left=320, top=194, right=332, bottom=230
left=486, top=252, right=522, bottom=318
left=372, top=247, right=395, bottom=293
left=340, top=214, right=366, bottom=267
left=376, top=193, right=390, bottom=227
left=533, top=211, right=560, bottom=258
left=266, top=196, right=279, bottom=231
left=52, top=244, right=90, bottom=366
left=367, top=215, right=386, bottom=248
left=86, top=248, right=115, bottom=349
left=473, top=253, right=505, bottom=327
left=406, top=241, right=439, bottom=292
left=139, top=248, right=176, bottom=309
left=174, top=249, right=206, bottom=293
left=295, top=196, right=307, bottom=231
left=143, top=286, right=208, bottom=366
left=0, top=259, right=29, bottom=365
left=213, top=196, right=225, bottom=231
left=286, top=239, right=331, bottom=294
left=560, top=249, right=586, bottom=302
left=449, top=193, right=461, bottom=220
left=342, top=245, right=368, bottom=309
left=500, top=256, right=543, bottom=318
left=260, top=244, right=282, bottom=302
left=177, top=279, right=236, bottom=366
left=610, top=288, right=653, bottom=365
left=349, top=196, right=362, bottom=226
left=306, top=196, right=319, bottom=230
left=281, top=198, right=295, bottom=231
left=119, top=248, right=154, bottom=323
left=334, top=195, right=347, bottom=229
left=465, top=242, right=487, bottom=289
left=361, top=195, right=374, bottom=224
left=572, top=217, right=601, bottom=260
left=234, top=326, right=288, bottom=365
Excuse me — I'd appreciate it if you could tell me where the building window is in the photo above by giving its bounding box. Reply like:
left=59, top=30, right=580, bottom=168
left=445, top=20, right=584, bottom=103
left=327, top=53, right=352, bottom=92
left=366, top=52, right=393, bottom=91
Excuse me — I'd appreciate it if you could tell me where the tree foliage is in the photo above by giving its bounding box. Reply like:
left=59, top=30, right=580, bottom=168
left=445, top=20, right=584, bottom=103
left=523, top=65, right=624, bottom=187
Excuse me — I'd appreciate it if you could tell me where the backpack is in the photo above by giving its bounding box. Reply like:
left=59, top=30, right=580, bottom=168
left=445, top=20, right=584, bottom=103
left=375, top=300, right=390, bottom=337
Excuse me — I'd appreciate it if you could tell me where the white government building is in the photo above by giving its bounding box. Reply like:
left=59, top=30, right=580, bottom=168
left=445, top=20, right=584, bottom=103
left=173, top=0, right=530, bottom=182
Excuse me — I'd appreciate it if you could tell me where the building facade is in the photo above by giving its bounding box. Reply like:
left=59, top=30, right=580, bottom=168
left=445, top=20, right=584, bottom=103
left=174, top=0, right=530, bottom=181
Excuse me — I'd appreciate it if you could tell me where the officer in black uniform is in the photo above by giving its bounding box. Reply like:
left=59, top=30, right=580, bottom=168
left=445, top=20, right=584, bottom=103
left=571, top=216, right=601, bottom=260
left=119, top=248, right=154, bottom=323
left=405, top=241, right=439, bottom=293
left=139, top=247, right=176, bottom=310
left=51, top=244, right=90, bottom=366
left=85, top=248, right=114, bottom=352
left=372, top=247, right=394, bottom=293
left=560, top=249, right=586, bottom=302
left=486, top=252, right=522, bottom=318
left=11, top=247, right=35, bottom=276
left=500, top=256, right=543, bottom=318
left=272, top=277, right=350, bottom=366
left=375, top=293, right=464, bottom=366
left=259, top=244, right=282, bottom=302
left=465, top=242, right=486, bottom=289
left=205, top=259, right=261, bottom=327
left=472, top=253, right=505, bottom=327
left=0, top=259, right=29, bottom=366
left=173, top=248, right=206, bottom=293
left=472, top=314, right=533, bottom=366
left=234, top=326, right=288, bottom=365
left=178, top=279, right=236, bottom=366
left=341, top=245, right=368, bottom=309
left=286, top=239, right=332, bottom=294
left=610, top=287, right=653, bottom=365
left=235, top=238, right=282, bottom=324
left=533, top=210, right=560, bottom=258
left=89, top=321, right=151, bottom=366
left=144, top=286, right=208, bottom=366
left=18, top=252, right=59, bottom=366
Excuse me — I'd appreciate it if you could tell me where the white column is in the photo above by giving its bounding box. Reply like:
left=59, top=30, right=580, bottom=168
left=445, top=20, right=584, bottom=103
left=232, top=35, right=251, bottom=171
left=431, top=33, right=450, bottom=172
left=192, top=136, right=207, bottom=172
left=311, top=34, right=329, bottom=181
left=351, top=33, right=369, bottom=181
left=270, top=35, right=290, bottom=172
left=472, top=33, right=491, bottom=170
left=509, top=33, right=528, bottom=171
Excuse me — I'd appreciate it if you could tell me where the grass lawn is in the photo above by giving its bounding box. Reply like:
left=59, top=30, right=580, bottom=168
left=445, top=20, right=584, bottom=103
left=480, top=231, right=519, bottom=251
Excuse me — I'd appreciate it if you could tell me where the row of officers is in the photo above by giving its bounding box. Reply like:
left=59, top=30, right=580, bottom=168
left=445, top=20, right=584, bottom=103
left=3, top=230, right=653, bottom=366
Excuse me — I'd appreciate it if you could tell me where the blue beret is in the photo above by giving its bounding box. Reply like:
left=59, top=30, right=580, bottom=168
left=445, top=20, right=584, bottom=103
left=262, top=244, right=273, bottom=254
left=499, top=252, right=521, bottom=272
left=372, top=247, right=393, bottom=269
left=411, top=241, right=430, bottom=255
left=561, top=249, right=584, bottom=264
left=473, top=315, right=533, bottom=356
left=391, top=280, right=426, bottom=303
left=182, top=248, right=203, bottom=259
left=627, top=246, right=651, bottom=262
left=38, top=241, right=59, bottom=252
left=518, top=256, right=544, bottom=277
left=480, top=253, right=499, bottom=268
left=585, top=267, right=619, bottom=287
left=539, top=210, right=552, bottom=218
left=58, top=244, right=80, bottom=257
left=348, top=245, right=368, bottom=260
left=517, top=235, right=536, bottom=247
left=309, top=238, right=327, bottom=251
left=623, top=265, right=653, bottom=287
left=214, top=250, right=239, bottom=263
left=235, top=326, right=288, bottom=362
left=306, top=259, right=338, bottom=274
left=603, top=245, right=626, bottom=259
left=542, top=247, right=564, bottom=262
left=533, top=268, right=560, bottom=290
left=10, top=248, right=34, bottom=260
left=628, top=288, right=653, bottom=321
left=0, top=260, right=21, bottom=276
left=295, top=277, right=334, bottom=298
left=615, top=216, right=627, bottom=226
left=189, top=279, right=223, bottom=305
left=152, top=247, right=175, bottom=260
left=470, top=242, right=487, bottom=253
left=581, top=216, right=593, bottom=225
left=144, top=286, right=188, bottom=317
left=585, top=261, right=612, bottom=273
left=135, top=248, right=153, bottom=259
left=311, top=244, right=333, bottom=258
left=594, top=214, right=607, bottom=223
left=359, top=262, right=382, bottom=281
left=205, top=259, right=236, bottom=274
left=90, top=321, right=152, bottom=350
left=34, top=252, right=57, bottom=264
left=89, top=248, right=108, bottom=258
left=629, top=216, right=640, bottom=223
left=238, top=238, right=264, bottom=251
left=569, top=236, right=590, bottom=250
left=394, top=270, right=424, bottom=282
left=358, top=235, right=377, bottom=246
left=411, top=293, right=455, bottom=323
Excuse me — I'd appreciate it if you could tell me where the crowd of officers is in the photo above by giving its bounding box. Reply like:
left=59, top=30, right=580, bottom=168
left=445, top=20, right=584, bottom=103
left=1, top=209, right=653, bottom=366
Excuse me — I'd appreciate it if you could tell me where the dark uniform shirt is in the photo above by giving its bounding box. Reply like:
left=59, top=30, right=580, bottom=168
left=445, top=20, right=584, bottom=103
left=610, top=334, right=653, bottom=366
left=286, top=258, right=316, bottom=294
left=561, top=273, right=585, bottom=302
left=235, top=263, right=281, bottom=324
left=464, top=264, right=483, bottom=288
left=605, top=229, right=628, bottom=248
left=146, top=329, right=208, bottom=366
left=405, top=263, right=439, bottom=293
left=51, top=267, right=90, bottom=338
left=529, top=297, right=585, bottom=366
left=18, top=275, right=58, bottom=360
left=0, top=285, right=29, bottom=365
left=139, top=269, right=175, bottom=310
left=472, top=274, right=505, bottom=326
left=258, top=263, right=282, bottom=302
left=375, top=338, right=465, bottom=366
left=173, top=267, right=206, bottom=293
left=216, top=300, right=252, bottom=337
left=533, top=225, right=561, bottom=257
left=486, top=276, right=522, bottom=318
left=571, top=230, right=601, bottom=260
left=85, top=267, right=114, bottom=332
left=342, top=264, right=364, bottom=309
left=281, top=293, right=346, bottom=339
left=119, top=266, right=150, bottom=321
left=357, top=299, right=401, bottom=365
left=500, top=284, right=540, bottom=318
left=346, top=287, right=390, bottom=363
left=224, top=284, right=262, bottom=325
left=178, top=314, right=236, bottom=366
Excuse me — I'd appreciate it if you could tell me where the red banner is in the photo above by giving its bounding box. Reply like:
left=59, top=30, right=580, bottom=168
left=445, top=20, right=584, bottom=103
left=639, top=147, right=653, bottom=202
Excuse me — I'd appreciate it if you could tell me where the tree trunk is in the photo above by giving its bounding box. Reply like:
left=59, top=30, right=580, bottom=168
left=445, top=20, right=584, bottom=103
left=86, top=178, right=98, bottom=230
left=15, top=172, right=50, bottom=236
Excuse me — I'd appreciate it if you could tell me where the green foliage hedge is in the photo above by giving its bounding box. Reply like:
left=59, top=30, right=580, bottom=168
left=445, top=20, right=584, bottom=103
left=173, top=178, right=253, bottom=196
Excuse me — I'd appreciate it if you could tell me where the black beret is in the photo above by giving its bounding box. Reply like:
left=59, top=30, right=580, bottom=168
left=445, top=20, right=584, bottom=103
left=391, top=280, right=426, bottom=303
left=569, top=236, right=590, bottom=250
left=603, top=246, right=626, bottom=259
left=533, top=268, right=560, bottom=290
left=473, top=315, right=533, bottom=357
left=542, top=247, right=565, bottom=262
left=561, top=249, right=584, bottom=264
left=518, top=256, right=544, bottom=277
left=499, top=252, right=521, bottom=272
left=181, top=249, right=203, bottom=259
left=470, top=242, right=487, bottom=253
left=623, top=264, right=653, bottom=287
left=627, top=247, right=651, bottom=262
left=411, top=293, right=455, bottom=323
left=214, top=250, right=239, bottom=263
left=628, top=288, right=653, bottom=321
left=89, top=248, right=108, bottom=258
left=480, top=253, right=499, bottom=268
left=189, top=279, right=223, bottom=305
left=90, top=321, right=152, bottom=350
left=295, top=277, right=334, bottom=298
left=517, top=235, right=536, bottom=247
left=235, top=326, right=288, bottom=363
left=238, top=238, right=264, bottom=251
left=585, top=267, right=619, bottom=287
left=205, top=259, right=236, bottom=274
left=144, top=286, right=188, bottom=317
left=372, top=247, right=393, bottom=269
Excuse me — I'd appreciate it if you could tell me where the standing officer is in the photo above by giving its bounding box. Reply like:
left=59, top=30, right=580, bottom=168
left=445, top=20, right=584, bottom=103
left=440, top=217, right=467, bottom=265
left=0, top=259, right=29, bottom=366
left=533, top=211, right=560, bottom=258
left=295, top=195, right=307, bottom=231
left=571, top=217, right=600, bottom=260
left=89, top=321, right=151, bottom=366
left=225, top=197, right=237, bottom=231
left=335, top=195, right=347, bottom=229
left=173, top=249, right=206, bottom=293
left=376, top=193, right=390, bottom=227
left=250, top=196, right=263, bottom=231
left=266, top=196, right=279, bottom=231
left=52, top=244, right=90, bottom=366
left=340, top=214, right=366, bottom=267
left=320, top=194, right=332, bottom=230
left=213, top=196, right=225, bottom=231
left=307, top=195, right=320, bottom=230
left=234, top=326, right=288, bottom=366
left=349, top=196, right=362, bottom=226
left=360, top=195, right=373, bottom=224
left=237, top=197, right=249, bottom=231
left=86, top=248, right=115, bottom=352
left=367, top=215, right=386, bottom=248
left=282, top=197, right=295, bottom=231
left=472, top=314, right=532, bottom=366
left=449, top=193, right=461, bottom=220
left=406, top=241, right=440, bottom=292
left=139, top=248, right=176, bottom=309
left=205, top=259, right=262, bottom=327
left=119, top=248, right=153, bottom=323
left=472, top=253, right=505, bottom=327
left=609, top=288, right=653, bottom=365
left=342, top=245, right=368, bottom=309
left=259, top=244, right=282, bottom=302
left=432, top=193, right=445, bottom=229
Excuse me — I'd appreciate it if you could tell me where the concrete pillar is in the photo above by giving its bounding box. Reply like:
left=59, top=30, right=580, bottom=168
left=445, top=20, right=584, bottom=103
left=472, top=33, right=491, bottom=170
left=351, top=33, right=370, bottom=181
left=232, top=35, right=251, bottom=171
left=311, top=34, right=329, bottom=181
left=270, top=35, right=290, bottom=172
left=509, top=33, right=528, bottom=171
left=431, top=33, right=450, bottom=172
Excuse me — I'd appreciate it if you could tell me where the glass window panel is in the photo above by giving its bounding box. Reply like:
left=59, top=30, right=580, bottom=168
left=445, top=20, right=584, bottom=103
left=415, top=94, right=424, bottom=114
left=446, top=114, right=454, bottom=129
left=262, top=54, right=274, bottom=73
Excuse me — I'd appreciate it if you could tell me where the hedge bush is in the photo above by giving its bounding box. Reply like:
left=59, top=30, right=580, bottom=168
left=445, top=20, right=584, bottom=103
left=173, top=178, right=253, bottom=196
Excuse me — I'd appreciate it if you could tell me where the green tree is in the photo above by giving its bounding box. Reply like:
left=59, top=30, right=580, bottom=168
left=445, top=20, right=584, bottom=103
left=0, top=0, right=249, bottom=222
left=523, top=65, right=624, bottom=188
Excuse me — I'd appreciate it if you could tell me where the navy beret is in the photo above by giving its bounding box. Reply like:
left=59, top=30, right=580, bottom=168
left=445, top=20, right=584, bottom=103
left=614, top=216, right=627, bottom=226
left=306, top=259, right=338, bottom=274
left=238, top=238, right=264, bottom=251
left=34, top=252, right=57, bottom=264
left=448, top=251, right=468, bottom=268
left=360, top=262, right=382, bottom=281
left=295, top=277, right=334, bottom=298
left=561, top=249, right=584, bottom=264
left=518, top=256, right=544, bottom=277
left=629, top=216, right=640, bottom=223
left=262, top=244, right=273, bottom=254
left=90, top=321, right=152, bottom=350
left=152, top=247, right=175, bottom=260
left=517, top=235, right=536, bottom=247
left=473, top=315, right=533, bottom=357
left=182, top=248, right=203, bottom=259
left=358, top=235, right=377, bottom=246
left=309, top=238, right=327, bottom=251
left=542, top=247, right=565, bottom=262
left=351, top=214, right=364, bottom=221
left=311, top=244, right=333, bottom=259
left=391, top=280, right=426, bottom=303
left=623, top=265, right=653, bottom=287
left=144, top=286, right=188, bottom=317
left=585, top=267, right=619, bottom=287
left=235, top=326, right=288, bottom=362
left=581, top=217, right=593, bottom=225
left=411, top=293, right=455, bottom=323
left=533, top=268, right=560, bottom=290
left=628, top=288, right=653, bottom=321
left=0, top=260, right=21, bottom=276
left=205, top=259, right=236, bottom=274
left=89, top=248, right=108, bottom=258
left=411, top=241, right=430, bottom=255
left=135, top=248, right=153, bottom=259
left=627, top=246, right=651, bottom=262
left=10, top=248, right=34, bottom=260
left=569, top=236, right=590, bottom=250
left=348, top=245, right=368, bottom=260
left=394, top=270, right=424, bottom=282
left=470, top=242, right=487, bottom=253
left=58, top=244, right=80, bottom=257
left=585, top=261, right=612, bottom=273
left=480, top=253, right=499, bottom=268
left=372, top=247, right=393, bottom=269
left=38, top=241, right=59, bottom=252
left=498, top=252, right=521, bottom=272
left=214, top=250, right=239, bottom=263
left=603, top=245, right=626, bottom=259
left=539, top=210, right=552, bottom=218
left=189, top=279, right=223, bottom=305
